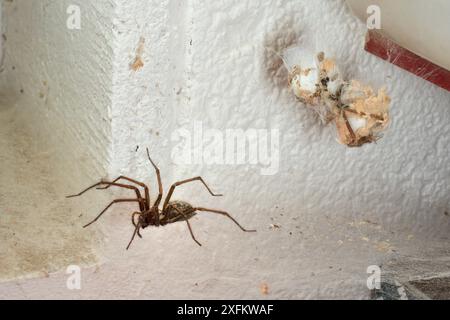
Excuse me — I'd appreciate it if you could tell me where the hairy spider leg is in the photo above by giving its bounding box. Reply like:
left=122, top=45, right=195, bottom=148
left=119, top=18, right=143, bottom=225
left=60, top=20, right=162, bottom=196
left=193, top=207, right=256, bottom=232
left=127, top=221, right=142, bottom=250
left=131, top=212, right=143, bottom=238
left=172, top=206, right=202, bottom=247
left=84, top=199, right=141, bottom=228
left=97, top=176, right=150, bottom=210
left=67, top=181, right=146, bottom=212
left=146, top=149, right=163, bottom=225
left=163, top=177, right=223, bottom=211
left=341, top=109, right=357, bottom=143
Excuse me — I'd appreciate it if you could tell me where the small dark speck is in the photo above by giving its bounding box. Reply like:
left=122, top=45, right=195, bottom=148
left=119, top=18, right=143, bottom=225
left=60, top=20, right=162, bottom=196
left=12, top=66, right=16, bottom=70
left=445, top=211, right=449, bottom=216
left=2, top=34, right=6, bottom=41
left=135, top=146, right=140, bottom=152
left=321, top=77, right=330, bottom=86
left=20, top=89, right=24, bottom=94
left=190, top=39, right=193, bottom=46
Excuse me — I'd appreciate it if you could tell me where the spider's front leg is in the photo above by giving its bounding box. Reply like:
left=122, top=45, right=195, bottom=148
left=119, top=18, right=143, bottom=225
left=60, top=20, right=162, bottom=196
left=97, top=176, right=151, bottom=210
left=67, top=181, right=146, bottom=212
left=82, top=198, right=141, bottom=228
left=162, top=177, right=223, bottom=210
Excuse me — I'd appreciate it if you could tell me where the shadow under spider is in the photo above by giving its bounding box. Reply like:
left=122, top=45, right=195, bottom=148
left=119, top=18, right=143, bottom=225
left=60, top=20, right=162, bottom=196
left=67, top=149, right=256, bottom=250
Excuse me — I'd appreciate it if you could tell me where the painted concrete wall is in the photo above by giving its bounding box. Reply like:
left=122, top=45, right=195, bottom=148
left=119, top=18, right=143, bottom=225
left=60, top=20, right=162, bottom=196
left=0, top=2, right=2, bottom=66
left=0, top=0, right=449, bottom=299
left=0, top=0, right=113, bottom=280
left=0, top=0, right=113, bottom=174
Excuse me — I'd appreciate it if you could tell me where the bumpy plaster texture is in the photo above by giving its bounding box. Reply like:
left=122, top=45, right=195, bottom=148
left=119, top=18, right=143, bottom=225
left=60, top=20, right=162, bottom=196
left=0, top=0, right=449, bottom=299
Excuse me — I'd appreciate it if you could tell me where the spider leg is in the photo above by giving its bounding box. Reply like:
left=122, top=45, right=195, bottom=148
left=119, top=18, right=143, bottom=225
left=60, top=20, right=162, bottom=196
left=97, top=176, right=150, bottom=210
left=67, top=181, right=146, bottom=212
left=126, top=221, right=141, bottom=250
left=146, top=148, right=164, bottom=226
left=341, top=110, right=357, bottom=143
left=193, top=207, right=256, bottom=232
left=132, top=212, right=143, bottom=238
left=173, top=207, right=202, bottom=246
left=67, top=181, right=135, bottom=198
left=83, top=199, right=140, bottom=228
left=146, top=148, right=163, bottom=207
left=163, top=177, right=223, bottom=210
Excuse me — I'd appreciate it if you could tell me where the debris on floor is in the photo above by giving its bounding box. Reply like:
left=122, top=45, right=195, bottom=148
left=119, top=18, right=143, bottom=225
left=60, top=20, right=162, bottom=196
left=289, top=52, right=391, bottom=147
left=260, top=283, right=269, bottom=295
left=371, top=274, right=450, bottom=300
left=371, top=252, right=450, bottom=300
left=269, top=224, right=281, bottom=230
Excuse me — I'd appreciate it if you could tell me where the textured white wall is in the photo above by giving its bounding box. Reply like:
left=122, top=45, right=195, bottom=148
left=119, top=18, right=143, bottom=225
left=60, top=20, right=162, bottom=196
left=0, top=0, right=449, bottom=299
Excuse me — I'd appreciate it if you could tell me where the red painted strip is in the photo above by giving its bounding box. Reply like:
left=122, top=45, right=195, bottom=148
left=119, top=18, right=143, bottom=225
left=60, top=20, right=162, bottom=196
left=365, top=30, right=450, bottom=92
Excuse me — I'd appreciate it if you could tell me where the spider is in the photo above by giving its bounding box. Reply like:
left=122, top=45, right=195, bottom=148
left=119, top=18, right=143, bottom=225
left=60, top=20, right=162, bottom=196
left=67, top=149, right=256, bottom=249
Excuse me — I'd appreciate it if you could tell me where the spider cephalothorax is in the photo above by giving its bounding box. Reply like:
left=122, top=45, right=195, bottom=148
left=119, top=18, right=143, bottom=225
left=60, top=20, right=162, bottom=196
left=67, top=149, right=255, bottom=249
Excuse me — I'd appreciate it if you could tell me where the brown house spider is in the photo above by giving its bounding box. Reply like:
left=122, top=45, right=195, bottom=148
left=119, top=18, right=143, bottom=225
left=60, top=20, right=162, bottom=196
left=67, top=149, right=256, bottom=249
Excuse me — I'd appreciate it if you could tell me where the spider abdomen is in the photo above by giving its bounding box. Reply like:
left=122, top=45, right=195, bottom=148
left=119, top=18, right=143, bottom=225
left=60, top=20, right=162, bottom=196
left=161, top=201, right=196, bottom=224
